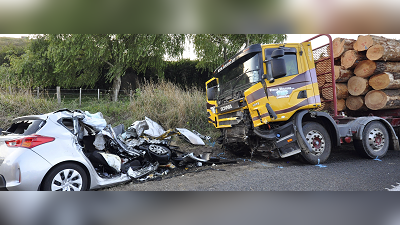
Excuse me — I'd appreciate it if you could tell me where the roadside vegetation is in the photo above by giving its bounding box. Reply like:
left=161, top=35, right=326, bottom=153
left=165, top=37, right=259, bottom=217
left=0, top=80, right=220, bottom=138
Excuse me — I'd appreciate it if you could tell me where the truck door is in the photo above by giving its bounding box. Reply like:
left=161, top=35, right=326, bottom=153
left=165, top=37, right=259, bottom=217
left=262, top=44, right=320, bottom=122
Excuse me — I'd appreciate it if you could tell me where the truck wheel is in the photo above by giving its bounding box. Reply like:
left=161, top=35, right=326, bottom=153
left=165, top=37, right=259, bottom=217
left=300, top=122, right=331, bottom=165
left=354, top=121, right=389, bottom=159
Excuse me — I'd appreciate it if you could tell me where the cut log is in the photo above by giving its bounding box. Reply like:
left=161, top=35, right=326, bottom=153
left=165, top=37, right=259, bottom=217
left=337, top=99, right=347, bottom=112
left=346, top=96, right=368, bottom=111
left=333, top=65, right=354, bottom=83
left=354, top=60, right=400, bottom=78
left=367, top=43, right=400, bottom=61
left=347, top=76, right=370, bottom=96
left=316, top=58, right=331, bottom=87
left=365, top=89, right=400, bottom=110
left=317, top=101, right=332, bottom=111
left=321, top=82, right=349, bottom=100
left=369, top=72, right=400, bottom=90
left=332, top=38, right=355, bottom=59
left=341, top=50, right=367, bottom=69
left=353, top=35, right=397, bottom=52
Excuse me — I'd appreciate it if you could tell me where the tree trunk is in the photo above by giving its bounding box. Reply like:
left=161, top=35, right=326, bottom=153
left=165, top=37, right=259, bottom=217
left=341, top=50, right=367, bottom=69
left=332, top=38, right=355, bottom=59
left=365, top=89, right=400, bottom=110
left=366, top=42, right=400, bottom=61
left=346, top=96, right=368, bottom=111
left=369, top=72, right=400, bottom=90
left=353, top=35, right=396, bottom=52
left=347, top=76, right=370, bottom=96
left=354, top=60, right=400, bottom=78
left=321, top=82, right=349, bottom=100
left=333, top=65, right=353, bottom=82
left=111, top=75, right=122, bottom=102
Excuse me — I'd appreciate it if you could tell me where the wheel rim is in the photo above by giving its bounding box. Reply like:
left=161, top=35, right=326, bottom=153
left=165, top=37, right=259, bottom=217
left=51, top=169, right=83, bottom=191
left=305, top=130, right=325, bottom=155
left=368, top=128, right=385, bottom=151
left=149, top=145, right=168, bottom=155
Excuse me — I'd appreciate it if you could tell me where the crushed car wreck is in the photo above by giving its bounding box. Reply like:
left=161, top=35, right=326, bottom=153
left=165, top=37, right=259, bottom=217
left=0, top=109, right=223, bottom=191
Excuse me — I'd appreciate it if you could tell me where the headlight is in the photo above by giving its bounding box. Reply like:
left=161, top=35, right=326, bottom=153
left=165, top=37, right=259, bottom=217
left=210, top=106, right=216, bottom=114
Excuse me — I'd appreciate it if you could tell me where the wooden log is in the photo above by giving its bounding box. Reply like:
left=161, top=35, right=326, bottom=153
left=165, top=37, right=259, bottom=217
left=317, top=101, right=332, bottom=111
left=333, top=65, right=353, bottom=83
left=369, top=72, right=400, bottom=90
left=367, top=41, right=400, bottom=61
left=341, top=50, right=367, bottom=69
left=321, top=82, right=349, bottom=100
left=332, top=38, right=355, bottom=59
left=337, top=98, right=346, bottom=112
left=354, top=60, right=400, bottom=78
left=347, top=76, right=370, bottom=96
left=353, top=35, right=396, bottom=52
left=315, top=58, right=331, bottom=87
left=346, top=96, right=368, bottom=111
left=365, top=89, right=400, bottom=110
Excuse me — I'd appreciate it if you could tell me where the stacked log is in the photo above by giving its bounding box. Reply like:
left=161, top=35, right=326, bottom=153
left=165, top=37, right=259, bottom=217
left=332, top=38, right=356, bottom=59
left=318, top=35, right=400, bottom=113
left=333, top=35, right=400, bottom=112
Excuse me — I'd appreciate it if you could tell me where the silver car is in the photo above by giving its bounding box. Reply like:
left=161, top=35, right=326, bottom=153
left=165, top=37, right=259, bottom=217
left=0, top=109, right=174, bottom=191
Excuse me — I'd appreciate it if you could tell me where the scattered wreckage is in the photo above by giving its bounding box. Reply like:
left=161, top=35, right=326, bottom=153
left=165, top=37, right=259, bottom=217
left=0, top=109, right=232, bottom=191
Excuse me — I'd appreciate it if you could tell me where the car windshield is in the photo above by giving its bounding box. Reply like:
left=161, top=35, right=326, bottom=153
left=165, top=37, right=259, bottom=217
left=7, top=120, right=45, bottom=135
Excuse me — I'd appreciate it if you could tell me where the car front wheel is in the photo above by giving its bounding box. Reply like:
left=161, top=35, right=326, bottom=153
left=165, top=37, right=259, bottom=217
left=41, top=163, right=89, bottom=191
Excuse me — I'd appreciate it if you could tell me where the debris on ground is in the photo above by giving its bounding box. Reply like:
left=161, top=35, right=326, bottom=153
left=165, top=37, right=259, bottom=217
left=76, top=111, right=235, bottom=183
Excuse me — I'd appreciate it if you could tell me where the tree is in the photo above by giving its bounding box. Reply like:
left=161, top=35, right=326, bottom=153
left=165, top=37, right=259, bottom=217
left=191, top=34, right=286, bottom=71
left=36, top=34, right=186, bottom=101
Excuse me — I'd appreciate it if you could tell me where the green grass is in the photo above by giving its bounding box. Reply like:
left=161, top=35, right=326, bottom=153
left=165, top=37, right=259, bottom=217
left=0, top=81, right=220, bottom=139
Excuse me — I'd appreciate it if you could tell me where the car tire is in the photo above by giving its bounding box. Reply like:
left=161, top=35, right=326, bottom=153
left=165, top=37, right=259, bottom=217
left=354, top=121, right=389, bottom=159
left=41, top=163, right=89, bottom=191
left=147, top=145, right=171, bottom=165
left=300, top=122, right=331, bottom=165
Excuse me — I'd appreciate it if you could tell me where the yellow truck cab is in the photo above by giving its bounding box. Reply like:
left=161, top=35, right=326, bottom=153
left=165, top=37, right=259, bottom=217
left=206, top=34, right=399, bottom=164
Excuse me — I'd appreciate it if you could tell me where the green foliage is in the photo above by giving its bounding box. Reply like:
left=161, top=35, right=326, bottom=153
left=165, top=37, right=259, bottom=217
left=164, top=59, right=213, bottom=90
left=191, top=34, right=287, bottom=71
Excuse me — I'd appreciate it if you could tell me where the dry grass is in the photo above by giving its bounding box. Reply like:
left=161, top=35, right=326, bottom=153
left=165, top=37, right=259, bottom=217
left=0, top=81, right=219, bottom=138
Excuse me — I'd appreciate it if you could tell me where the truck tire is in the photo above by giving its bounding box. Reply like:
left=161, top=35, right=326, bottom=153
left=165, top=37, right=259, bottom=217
left=300, top=122, right=331, bottom=165
left=354, top=121, right=389, bottom=159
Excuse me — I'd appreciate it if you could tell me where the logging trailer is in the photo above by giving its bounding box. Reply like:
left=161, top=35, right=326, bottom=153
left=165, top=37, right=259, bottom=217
left=206, top=34, right=400, bottom=164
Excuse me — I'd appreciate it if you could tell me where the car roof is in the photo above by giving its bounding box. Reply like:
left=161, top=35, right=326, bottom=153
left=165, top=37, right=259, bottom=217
left=12, top=109, right=74, bottom=123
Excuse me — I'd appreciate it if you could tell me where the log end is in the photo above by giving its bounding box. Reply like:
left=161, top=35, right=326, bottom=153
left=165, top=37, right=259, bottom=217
left=341, top=50, right=357, bottom=69
left=354, top=35, right=372, bottom=51
left=332, top=38, right=344, bottom=59
left=354, top=60, right=376, bottom=78
left=369, top=73, right=389, bottom=90
left=348, top=76, right=369, bottom=96
left=346, top=96, right=365, bottom=111
left=366, top=45, right=384, bottom=61
left=365, top=90, right=386, bottom=110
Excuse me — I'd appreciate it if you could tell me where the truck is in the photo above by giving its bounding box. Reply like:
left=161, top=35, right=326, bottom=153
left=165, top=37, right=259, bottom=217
left=205, top=34, right=400, bottom=165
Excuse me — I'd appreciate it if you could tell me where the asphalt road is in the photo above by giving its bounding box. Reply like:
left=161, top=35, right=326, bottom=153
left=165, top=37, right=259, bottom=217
left=105, top=144, right=400, bottom=191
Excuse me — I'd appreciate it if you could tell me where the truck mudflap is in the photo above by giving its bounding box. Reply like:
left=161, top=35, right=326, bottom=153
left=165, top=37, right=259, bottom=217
left=253, top=121, right=301, bottom=158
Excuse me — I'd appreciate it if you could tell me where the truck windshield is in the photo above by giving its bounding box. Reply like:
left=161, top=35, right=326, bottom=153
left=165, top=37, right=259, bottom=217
left=217, top=53, right=261, bottom=100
